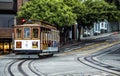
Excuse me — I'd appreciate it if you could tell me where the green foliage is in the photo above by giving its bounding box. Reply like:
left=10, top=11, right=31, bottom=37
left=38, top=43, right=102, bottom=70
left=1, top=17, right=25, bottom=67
left=63, top=0, right=88, bottom=26
left=105, top=0, right=120, bottom=10
left=83, top=0, right=120, bottom=22
left=18, top=0, right=120, bottom=28
left=64, top=0, right=120, bottom=41
left=17, top=0, right=76, bottom=27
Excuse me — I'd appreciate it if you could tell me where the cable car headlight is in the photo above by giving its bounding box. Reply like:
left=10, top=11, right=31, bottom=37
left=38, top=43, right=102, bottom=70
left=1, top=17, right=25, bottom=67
left=16, top=41, right=22, bottom=48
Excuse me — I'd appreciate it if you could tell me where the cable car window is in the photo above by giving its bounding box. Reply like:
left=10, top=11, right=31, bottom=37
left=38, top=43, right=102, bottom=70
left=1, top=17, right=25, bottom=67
left=32, top=28, right=38, bottom=38
left=24, top=27, right=30, bottom=38
left=16, top=28, right=22, bottom=38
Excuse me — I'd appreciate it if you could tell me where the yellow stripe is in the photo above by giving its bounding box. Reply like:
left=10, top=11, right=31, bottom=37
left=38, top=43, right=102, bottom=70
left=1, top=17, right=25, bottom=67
left=59, top=41, right=120, bottom=56
left=61, top=42, right=109, bottom=55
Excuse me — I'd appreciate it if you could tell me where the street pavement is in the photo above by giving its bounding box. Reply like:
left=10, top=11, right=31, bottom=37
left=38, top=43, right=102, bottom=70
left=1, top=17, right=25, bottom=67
left=96, top=44, right=120, bottom=74
left=59, top=32, right=120, bottom=75
left=59, top=32, right=114, bottom=53
left=0, top=32, right=120, bottom=76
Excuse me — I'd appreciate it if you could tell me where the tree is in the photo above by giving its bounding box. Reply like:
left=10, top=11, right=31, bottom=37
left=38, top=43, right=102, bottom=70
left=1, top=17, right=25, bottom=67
left=84, top=0, right=120, bottom=21
left=17, top=0, right=77, bottom=44
left=105, top=0, right=120, bottom=10
left=64, top=0, right=120, bottom=41
left=64, top=0, right=88, bottom=41
left=18, top=0, right=76, bottom=27
left=18, top=0, right=120, bottom=42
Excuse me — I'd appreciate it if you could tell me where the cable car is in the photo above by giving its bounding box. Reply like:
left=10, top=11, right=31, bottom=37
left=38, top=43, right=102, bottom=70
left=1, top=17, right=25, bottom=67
left=13, top=21, right=60, bottom=56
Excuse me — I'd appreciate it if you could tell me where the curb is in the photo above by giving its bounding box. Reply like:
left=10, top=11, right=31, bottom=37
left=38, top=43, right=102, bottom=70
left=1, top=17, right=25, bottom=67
left=63, top=40, right=120, bottom=55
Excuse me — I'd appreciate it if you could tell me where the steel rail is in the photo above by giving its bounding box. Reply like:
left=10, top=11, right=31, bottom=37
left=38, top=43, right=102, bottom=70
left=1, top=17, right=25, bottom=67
left=77, top=45, right=120, bottom=75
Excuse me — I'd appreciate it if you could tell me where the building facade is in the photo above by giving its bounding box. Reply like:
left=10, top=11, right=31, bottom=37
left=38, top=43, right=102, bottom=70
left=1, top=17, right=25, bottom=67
left=0, top=0, right=28, bottom=54
left=93, top=20, right=109, bottom=35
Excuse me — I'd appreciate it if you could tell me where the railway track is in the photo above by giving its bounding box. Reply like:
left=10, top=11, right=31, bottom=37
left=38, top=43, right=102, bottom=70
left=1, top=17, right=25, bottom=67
left=77, top=44, right=120, bottom=75
left=18, top=59, right=28, bottom=76
left=4, top=59, right=17, bottom=76
left=28, top=59, right=41, bottom=76
left=1, top=34, right=120, bottom=76
left=3, top=58, right=46, bottom=76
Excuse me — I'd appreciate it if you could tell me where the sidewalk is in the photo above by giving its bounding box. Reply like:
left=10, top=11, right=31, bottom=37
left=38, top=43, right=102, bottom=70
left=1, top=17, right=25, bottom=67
left=59, top=32, right=115, bottom=52
left=81, top=33, right=113, bottom=40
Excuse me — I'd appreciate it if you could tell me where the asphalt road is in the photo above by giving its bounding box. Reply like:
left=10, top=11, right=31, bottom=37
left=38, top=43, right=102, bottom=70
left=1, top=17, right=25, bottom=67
left=78, top=43, right=120, bottom=75
left=0, top=33, right=120, bottom=76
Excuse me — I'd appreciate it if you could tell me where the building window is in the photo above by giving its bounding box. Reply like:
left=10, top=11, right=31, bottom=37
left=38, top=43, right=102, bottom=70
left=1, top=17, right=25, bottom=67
left=16, top=28, right=22, bottom=38
left=105, top=24, right=107, bottom=28
left=101, top=22, right=103, bottom=27
left=98, top=23, right=100, bottom=31
left=24, top=27, right=30, bottom=38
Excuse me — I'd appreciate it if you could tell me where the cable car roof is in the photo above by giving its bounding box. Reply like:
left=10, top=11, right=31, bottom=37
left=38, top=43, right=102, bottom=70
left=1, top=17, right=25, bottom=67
left=14, top=22, right=57, bottom=30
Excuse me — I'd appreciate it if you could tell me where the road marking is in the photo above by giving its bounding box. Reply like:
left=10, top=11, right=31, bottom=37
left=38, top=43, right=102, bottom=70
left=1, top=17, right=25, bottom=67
left=85, top=43, right=94, bottom=45
left=59, top=41, right=120, bottom=56
left=61, top=42, right=109, bottom=55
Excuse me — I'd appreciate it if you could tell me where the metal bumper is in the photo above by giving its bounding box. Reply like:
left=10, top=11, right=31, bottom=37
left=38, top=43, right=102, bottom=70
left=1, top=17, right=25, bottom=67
left=13, top=50, right=42, bottom=54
